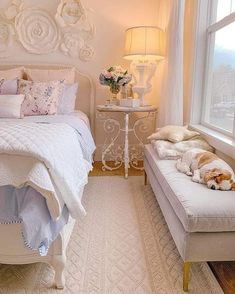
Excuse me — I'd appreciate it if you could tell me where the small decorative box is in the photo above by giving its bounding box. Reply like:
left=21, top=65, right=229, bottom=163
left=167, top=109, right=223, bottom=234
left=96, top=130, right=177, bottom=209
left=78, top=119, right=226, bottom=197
left=119, top=98, right=140, bottom=107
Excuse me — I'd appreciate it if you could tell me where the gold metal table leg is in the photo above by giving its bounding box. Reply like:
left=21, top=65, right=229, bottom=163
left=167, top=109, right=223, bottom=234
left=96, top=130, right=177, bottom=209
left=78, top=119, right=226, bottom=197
left=144, top=171, right=148, bottom=185
left=183, top=262, right=191, bottom=292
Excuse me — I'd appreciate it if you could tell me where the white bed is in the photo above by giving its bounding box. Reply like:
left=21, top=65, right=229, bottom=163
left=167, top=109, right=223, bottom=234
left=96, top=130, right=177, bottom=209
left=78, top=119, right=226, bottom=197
left=0, top=64, right=95, bottom=289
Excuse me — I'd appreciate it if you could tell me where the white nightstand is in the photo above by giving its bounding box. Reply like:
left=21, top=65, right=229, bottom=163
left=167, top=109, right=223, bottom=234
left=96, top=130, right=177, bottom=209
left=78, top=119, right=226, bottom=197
left=96, top=104, right=158, bottom=179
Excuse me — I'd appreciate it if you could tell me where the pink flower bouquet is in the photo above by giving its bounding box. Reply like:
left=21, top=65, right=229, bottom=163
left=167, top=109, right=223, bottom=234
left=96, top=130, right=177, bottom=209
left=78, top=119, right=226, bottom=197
left=99, top=66, right=132, bottom=95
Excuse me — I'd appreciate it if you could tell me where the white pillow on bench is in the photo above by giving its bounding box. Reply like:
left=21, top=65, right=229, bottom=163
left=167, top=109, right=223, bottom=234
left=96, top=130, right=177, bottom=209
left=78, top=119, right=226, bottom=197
left=149, top=125, right=199, bottom=143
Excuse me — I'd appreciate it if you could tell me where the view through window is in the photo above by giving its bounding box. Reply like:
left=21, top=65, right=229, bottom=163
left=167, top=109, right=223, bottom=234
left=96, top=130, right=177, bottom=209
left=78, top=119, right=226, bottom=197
left=204, top=0, right=235, bottom=136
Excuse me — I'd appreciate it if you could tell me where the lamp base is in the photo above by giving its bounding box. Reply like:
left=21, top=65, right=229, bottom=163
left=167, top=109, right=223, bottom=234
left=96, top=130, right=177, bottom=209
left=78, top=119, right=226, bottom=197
left=140, top=99, right=151, bottom=107
left=131, top=61, right=157, bottom=106
left=132, top=86, right=150, bottom=106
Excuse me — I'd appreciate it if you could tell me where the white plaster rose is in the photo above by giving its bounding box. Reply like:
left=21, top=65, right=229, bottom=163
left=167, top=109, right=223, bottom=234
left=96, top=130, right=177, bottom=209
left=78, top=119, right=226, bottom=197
left=60, top=32, right=84, bottom=58
left=4, top=0, right=24, bottom=20
left=15, top=9, right=60, bottom=54
left=56, top=0, right=95, bottom=61
left=55, top=0, right=85, bottom=27
left=0, top=21, right=14, bottom=57
left=79, top=44, right=94, bottom=61
left=79, top=20, right=95, bottom=41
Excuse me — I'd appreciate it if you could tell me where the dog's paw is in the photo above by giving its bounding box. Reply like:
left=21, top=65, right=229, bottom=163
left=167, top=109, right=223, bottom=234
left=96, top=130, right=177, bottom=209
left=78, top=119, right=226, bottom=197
left=186, top=171, right=193, bottom=176
left=192, top=176, right=200, bottom=183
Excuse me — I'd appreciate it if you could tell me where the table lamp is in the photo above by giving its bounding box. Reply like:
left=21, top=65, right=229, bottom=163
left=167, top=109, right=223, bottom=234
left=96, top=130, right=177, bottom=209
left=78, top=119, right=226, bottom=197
left=123, top=26, right=165, bottom=106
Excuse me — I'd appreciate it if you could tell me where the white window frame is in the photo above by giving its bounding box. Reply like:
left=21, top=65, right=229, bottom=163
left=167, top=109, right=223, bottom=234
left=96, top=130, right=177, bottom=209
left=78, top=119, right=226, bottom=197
left=202, top=8, right=235, bottom=138
left=189, top=0, right=235, bottom=159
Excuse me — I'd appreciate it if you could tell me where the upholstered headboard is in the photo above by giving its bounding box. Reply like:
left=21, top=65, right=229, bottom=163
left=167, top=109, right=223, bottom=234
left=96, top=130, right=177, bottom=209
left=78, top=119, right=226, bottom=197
left=0, top=63, right=95, bottom=132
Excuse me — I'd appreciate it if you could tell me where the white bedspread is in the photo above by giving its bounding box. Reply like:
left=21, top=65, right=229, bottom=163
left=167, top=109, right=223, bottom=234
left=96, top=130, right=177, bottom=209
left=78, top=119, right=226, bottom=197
left=0, top=111, right=95, bottom=164
left=0, top=122, right=92, bottom=220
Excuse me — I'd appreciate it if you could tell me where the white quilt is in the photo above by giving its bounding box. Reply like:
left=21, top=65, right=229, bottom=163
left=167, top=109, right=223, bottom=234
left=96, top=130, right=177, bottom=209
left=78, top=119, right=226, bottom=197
left=0, top=122, right=92, bottom=220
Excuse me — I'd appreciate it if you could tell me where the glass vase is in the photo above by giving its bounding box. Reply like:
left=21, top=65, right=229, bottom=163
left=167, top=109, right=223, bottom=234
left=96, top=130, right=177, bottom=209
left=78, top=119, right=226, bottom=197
left=110, top=84, right=120, bottom=104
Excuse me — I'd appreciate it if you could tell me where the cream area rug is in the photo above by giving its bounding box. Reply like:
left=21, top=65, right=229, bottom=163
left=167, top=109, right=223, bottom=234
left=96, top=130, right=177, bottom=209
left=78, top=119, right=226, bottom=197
left=0, top=177, right=223, bottom=294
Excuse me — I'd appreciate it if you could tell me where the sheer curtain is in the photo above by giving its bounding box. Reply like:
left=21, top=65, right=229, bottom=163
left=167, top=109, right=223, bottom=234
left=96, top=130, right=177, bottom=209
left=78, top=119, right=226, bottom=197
left=156, top=0, right=185, bottom=127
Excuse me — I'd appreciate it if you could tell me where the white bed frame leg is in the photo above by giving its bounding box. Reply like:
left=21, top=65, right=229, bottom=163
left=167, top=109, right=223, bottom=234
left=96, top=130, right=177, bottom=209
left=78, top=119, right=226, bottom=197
left=50, top=254, right=66, bottom=289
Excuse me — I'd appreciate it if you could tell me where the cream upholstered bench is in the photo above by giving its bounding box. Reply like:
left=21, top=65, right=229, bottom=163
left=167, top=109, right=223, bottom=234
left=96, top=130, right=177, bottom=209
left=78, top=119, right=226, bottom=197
left=144, top=144, right=235, bottom=292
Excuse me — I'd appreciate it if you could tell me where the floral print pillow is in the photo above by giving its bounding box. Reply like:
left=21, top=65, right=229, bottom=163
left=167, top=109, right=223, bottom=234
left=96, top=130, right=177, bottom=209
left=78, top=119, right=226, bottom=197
left=18, top=79, right=64, bottom=116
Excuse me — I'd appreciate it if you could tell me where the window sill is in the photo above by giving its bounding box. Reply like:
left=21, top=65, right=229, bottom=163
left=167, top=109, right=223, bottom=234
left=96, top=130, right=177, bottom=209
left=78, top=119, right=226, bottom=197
left=190, top=124, right=235, bottom=160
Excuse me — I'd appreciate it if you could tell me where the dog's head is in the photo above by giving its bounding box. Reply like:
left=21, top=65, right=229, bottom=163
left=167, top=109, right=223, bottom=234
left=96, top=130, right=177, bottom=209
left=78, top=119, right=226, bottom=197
left=232, top=182, right=235, bottom=191
left=203, top=168, right=234, bottom=191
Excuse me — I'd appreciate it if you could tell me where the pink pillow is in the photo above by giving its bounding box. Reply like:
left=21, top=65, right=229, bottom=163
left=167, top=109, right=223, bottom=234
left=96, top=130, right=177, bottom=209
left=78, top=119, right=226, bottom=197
left=18, top=79, right=65, bottom=116
left=25, top=68, right=75, bottom=83
left=0, top=67, right=24, bottom=79
left=0, top=79, right=18, bottom=94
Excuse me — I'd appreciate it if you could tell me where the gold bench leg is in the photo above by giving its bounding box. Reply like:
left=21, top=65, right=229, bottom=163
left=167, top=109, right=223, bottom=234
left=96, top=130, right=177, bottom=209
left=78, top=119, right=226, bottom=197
left=183, top=262, right=191, bottom=292
left=144, top=171, right=148, bottom=185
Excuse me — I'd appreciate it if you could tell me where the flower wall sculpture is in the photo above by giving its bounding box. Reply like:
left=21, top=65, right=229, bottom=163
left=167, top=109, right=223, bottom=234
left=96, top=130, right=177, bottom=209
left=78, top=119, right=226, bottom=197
left=60, top=31, right=84, bottom=58
left=55, top=0, right=86, bottom=27
left=15, top=9, right=60, bottom=54
left=4, top=0, right=23, bottom=20
left=56, top=0, right=95, bottom=61
left=79, top=44, right=94, bottom=62
left=0, top=0, right=95, bottom=61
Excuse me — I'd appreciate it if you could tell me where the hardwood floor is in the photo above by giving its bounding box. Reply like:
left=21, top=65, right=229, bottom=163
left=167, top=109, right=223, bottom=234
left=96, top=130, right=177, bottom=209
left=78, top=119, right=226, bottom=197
left=90, top=161, right=235, bottom=293
left=209, top=262, right=235, bottom=294
left=89, top=161, right=144, bottom=177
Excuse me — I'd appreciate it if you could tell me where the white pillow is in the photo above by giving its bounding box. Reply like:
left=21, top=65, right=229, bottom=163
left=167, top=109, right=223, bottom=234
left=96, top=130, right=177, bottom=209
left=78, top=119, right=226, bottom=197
left=0, top=79, right=18, bottom=95
left=148, top=125, right=199, bottom=143
left=0, top=94, right=25, bottom=118
left=58, top=83, right=78, bottom=114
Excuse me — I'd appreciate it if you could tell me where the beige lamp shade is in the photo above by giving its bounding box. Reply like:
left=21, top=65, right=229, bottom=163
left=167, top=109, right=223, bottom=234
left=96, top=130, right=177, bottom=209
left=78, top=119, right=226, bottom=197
left=124, top=26, right=165, bottom=61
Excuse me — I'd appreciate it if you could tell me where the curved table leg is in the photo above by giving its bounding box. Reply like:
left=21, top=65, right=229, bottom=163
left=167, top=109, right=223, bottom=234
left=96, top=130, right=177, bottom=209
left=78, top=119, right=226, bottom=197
left=130, top=112, right=155, bottom=170
left=101, top=118, right=122, bottom=171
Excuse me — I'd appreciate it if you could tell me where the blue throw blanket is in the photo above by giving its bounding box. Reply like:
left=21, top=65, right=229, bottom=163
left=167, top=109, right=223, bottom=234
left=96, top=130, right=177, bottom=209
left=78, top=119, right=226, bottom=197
left=0, top=186, right=69, bottom=256
left=0, top=114, right=95, bottom=255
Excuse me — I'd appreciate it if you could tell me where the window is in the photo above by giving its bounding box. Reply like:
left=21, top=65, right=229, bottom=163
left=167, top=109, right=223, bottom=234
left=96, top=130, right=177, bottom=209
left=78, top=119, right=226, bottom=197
left=202, top=0, right=235, bottom=137
left=216, top=0, right=235, bottom=21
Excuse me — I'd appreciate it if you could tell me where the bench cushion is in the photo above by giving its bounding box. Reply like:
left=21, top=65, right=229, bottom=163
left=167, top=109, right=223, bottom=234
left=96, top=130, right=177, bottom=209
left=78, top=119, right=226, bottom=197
left=144, top=144, right=235, bottom=233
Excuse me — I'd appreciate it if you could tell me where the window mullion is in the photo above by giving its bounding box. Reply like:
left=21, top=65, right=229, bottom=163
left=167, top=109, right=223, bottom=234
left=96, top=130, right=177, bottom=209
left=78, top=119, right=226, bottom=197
left=202, top=31, right=214, bottom=124
left=208, top=11, right=235, bottom=33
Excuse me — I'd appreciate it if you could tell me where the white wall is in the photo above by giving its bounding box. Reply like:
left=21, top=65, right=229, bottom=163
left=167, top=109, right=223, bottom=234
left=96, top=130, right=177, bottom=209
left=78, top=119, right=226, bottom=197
left=0, top=0, right=160, bottom=160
